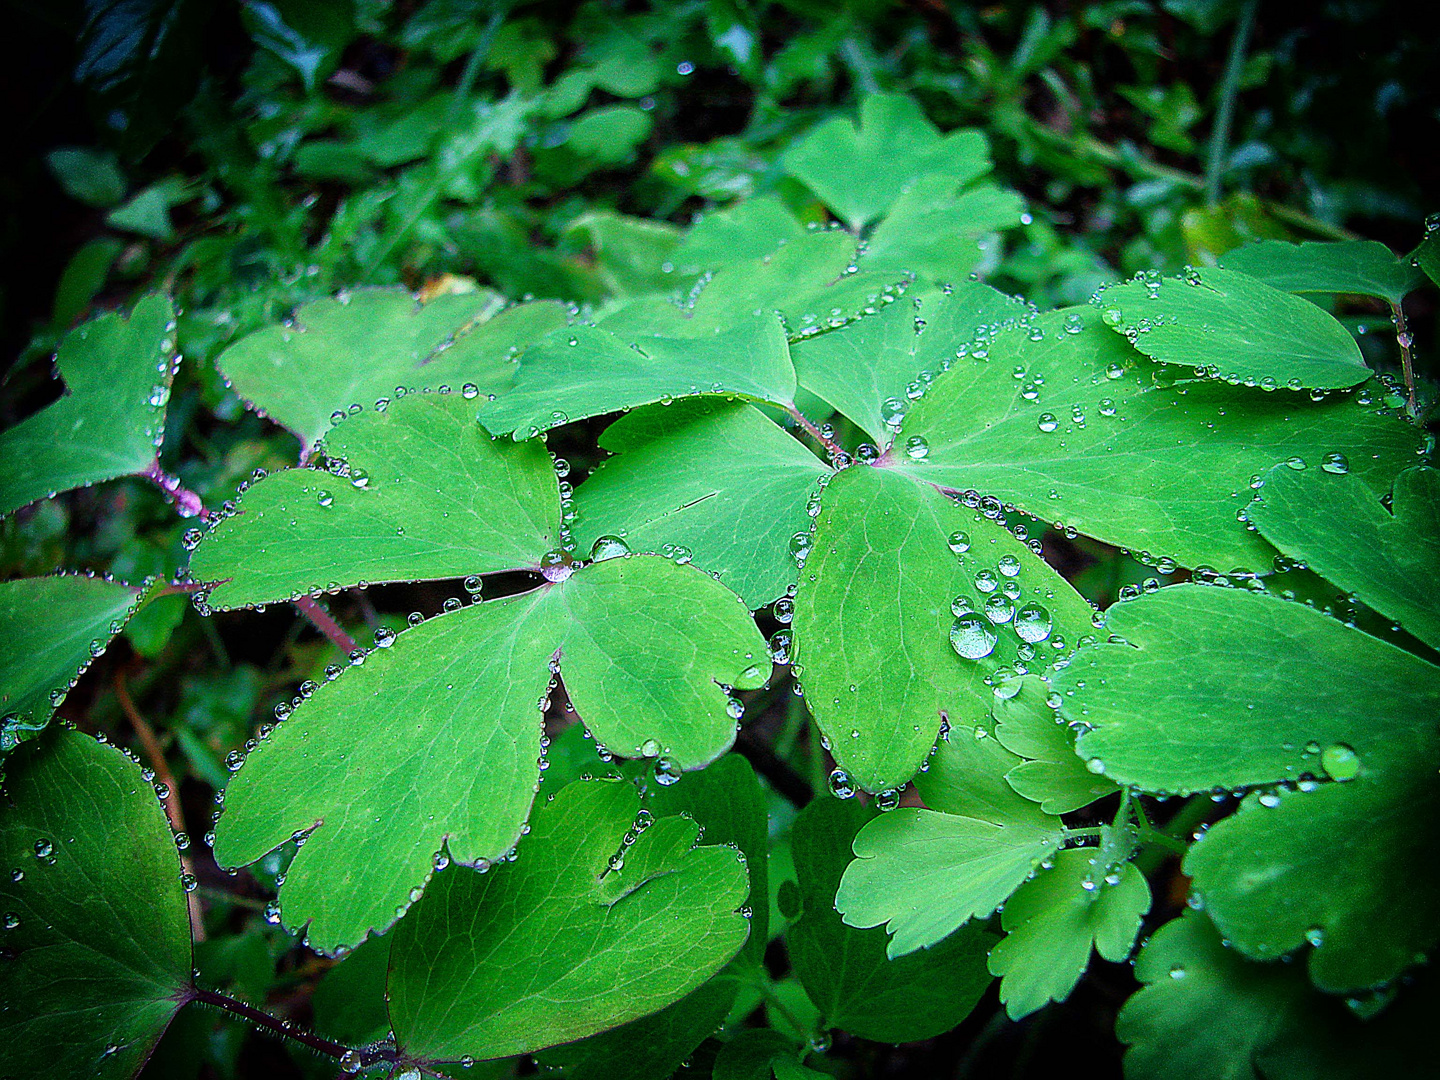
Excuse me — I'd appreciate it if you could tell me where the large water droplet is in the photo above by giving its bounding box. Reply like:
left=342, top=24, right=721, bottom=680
left=950, top=614, right=998, bottom=659
left=1320, top=743, right=1360, bottom=781
left=1013, top=603, right=1053, bottom=643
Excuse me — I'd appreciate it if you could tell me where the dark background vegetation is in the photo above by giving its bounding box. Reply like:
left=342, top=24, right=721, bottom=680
left=2, top=1, right=1436, bottom=1076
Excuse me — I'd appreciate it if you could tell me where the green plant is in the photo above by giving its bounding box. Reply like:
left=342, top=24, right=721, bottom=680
left=4, top=4, right=1439, bottom=1077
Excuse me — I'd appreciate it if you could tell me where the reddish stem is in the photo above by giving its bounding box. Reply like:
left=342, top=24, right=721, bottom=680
left=785, top=405, right=845, bottom=460
left=142, top=460, right=210, bottom=520
left=292, top=595, right=359, bottom=655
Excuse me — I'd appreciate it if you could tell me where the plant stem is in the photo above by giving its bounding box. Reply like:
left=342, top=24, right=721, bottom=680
left=785, top=405, right=845, bottom=460
left=1391, top=299, right=1419, bottom=418
left=187, top=986, right=385, bottom=1064
left=1204, top=0, right=1258, bottom=207
left=142, top=460, right=210, bottom=520
left=292, top=595, right=358, bottom=655
left=115, top=671, right=206, bottom=941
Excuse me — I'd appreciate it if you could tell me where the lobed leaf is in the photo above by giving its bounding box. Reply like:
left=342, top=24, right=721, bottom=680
left=1094, top=267, right=1369, bottom=390
left=0, top=730, right=193, bottom=1078
left=988, top=847, right=1150, bottom=1019
left=573, top=401, right=831, bottom=608
left=0, top=575, right=150, bottom=753
left=1056, top=584, right=1440, bottom=990
left=793, top=465, right=1093, bottom=795
left=189, top=393, right=559, bottom=609
left=787, top=798, right=994, bottom=1042
left=992, top=675, right=1117, bottom=814
left=1218, top=239, right=1423, bottom=306
left=216, top=288, right=524, bottom=450
left=893, top=306, right=1421, bottom=572
left=214, top=553, right=767, bottom=952
left=1249, top=464, right=1440, bottom=649
left=0, top=295, right=177, bottom=518
left=781, top=94, right=991, bottom=229
left=860, top=175, right=1026, bottom=285
left=386, top=778, right=750, bottom=1062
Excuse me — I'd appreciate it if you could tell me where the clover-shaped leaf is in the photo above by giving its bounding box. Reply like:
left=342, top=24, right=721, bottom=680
left=0, top=295, right=177, bottom=517
left=988, top=847, right=1150, bottom=1019
left=573, top=401, right=832, bottom=608
left=1249, top=464, right=1440, bottom=649
left=1218, top=239, right=1424, bottom=306
left=216, top=288, right=556, bottom=451
left=793, top=465, right=1093, bottom=795
left=1055, top=584, right=1440, bottom=990
left=786, top=797, right=994, bottom=1042
left=1, top=575, right=154, bottom=754
left=893, top=306, right=1420, bottom=571
left=860, top=174, right=1025, bottom=285
left=386, top=778, right=750, bottom=1062
left=1094, top=267, right=1370, bottom=390
left=1, top=730, right=193, bottom=1078
left=781, top=94, right=991, bottom=230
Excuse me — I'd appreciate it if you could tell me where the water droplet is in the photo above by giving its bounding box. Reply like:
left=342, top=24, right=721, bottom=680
left=828, top=768, right=856, bottom=799
left=1320, top=452, right=1350, bottom=475
left=540, top=549, right=575, bottom=582
left=374, top=626, right=396, bottom=648
left=973, top=569, right=998, bottom=593
left=983, top=595, right=1015, bottom=623
left=1014, top=603, right=1053, bottom=643
left=640, top=738, right=662, bottom=758
left=2, top=912, right=18, bottom=930
left=875, top=788, right=901, bottom=811
left=948, top=530, right=971, bottom=554
left=904, top=435, right=930, bottom=460
left=997, top=554, right=1021, bottom=577
left=1305, top=926, right=1326, bottom=948
left=1038, top=413, right=1058, bottom=433
left=461, top=383, right=479, bottom=399
left=950, top=614, right=998, bottom=659
left=653, top=757, right=682, bottom=786
left=590, top=535, right=629, bottom=562
left=1320, top=743, right=1360, bottom=781
left=340, top=1049, right=363, bottom=1073
left=316, top=490, right=333, bottom=508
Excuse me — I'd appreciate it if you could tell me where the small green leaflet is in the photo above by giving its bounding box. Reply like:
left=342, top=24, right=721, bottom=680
left=213, top=553, right=766, bottom=952
left=793, top=465, right=1093, bottom=795
left=0, top=575, right=150, bottom=753
left=0, top=730, right=193, bottom=1079
left=992, top=676, right=1117, bottom=813
left=1056, top=584, right=1440, bottom=991
left=892, top=306, right=1420, bottom=572
left=1218, top=239, right=1423, bottom=306
left=988, top=847, right=1150, bottom=1019
left=790, top=282, right=1030, bottom=444
left=387, top=779, right=750, bottom=1062
left=786, top=798, right=995, bottom=1042
left=781, top=93, right=991, bottom=229
left=0, top=295, right=176, bottom=518
left=189, top=394, right=559, bottom=609
left=1119, top=911, right=1436, bottom=1080
left=861, top=174, right=1025, bottom=285
left=672, top=196, right=807, bottom=274
left=1094, top=267, right=1370, bottom=390
left=573, top=401, right=831, bottom=608
left=1249, top=464, right=1440, bottom=649
left=565, top=212, right=684, bottom=295
left=215, top=288, right=535, bottom=450
left=478, top=315, right=796, bottom=438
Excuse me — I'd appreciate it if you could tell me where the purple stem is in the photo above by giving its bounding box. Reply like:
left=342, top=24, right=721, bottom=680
left=292, top=596, right=359, bottom=655
left=785, top=405, right=845, bottom=460
left=142, top=460, right=210, bottom=520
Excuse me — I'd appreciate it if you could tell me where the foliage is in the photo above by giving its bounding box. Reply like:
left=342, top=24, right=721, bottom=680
left=2, top=2, right=1438, bottom=1078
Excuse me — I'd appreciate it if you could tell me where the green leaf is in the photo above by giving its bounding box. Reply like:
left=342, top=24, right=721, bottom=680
left=992, top=676, right=1117, bottom=813
left=787, top=798, right=995, bottom=1041
left=835, top=803, right=1063, bottom=958
left=672, top=196, right=807, bottom=275
left=713, top=1029, right=800, bottom=1080
left=793, top=465, right=1093, bottom=794
left=781, top=94, right=991, bottom=229
left=539, top=754, right=769, bottom=1078
left=861, top=176, right=1025, bottom=284
left=479, top=316, right=797, bottom=438
left=0, top=295, right=177, bottom=517
left=565, top=105, right=653, bottom=164
left=565, top=211, right=684, bottom=296
left=1056, top=584, right=1440, bottom=990
left=893, top=307, right=1421, bottom=571
left=46, top=146, right=127, bottom=207
left=0, top=730, right=193, bottom=1078
left=215, top=289, right=512, bottom=450
left=1218, top=240, right=1423, bottom=306
left=1094, top=267, right=1369, bottom=390
left=387, top=778, right=750, bottom=1062
left=572, top=401, right=830, bottom=608
left=1249, top=464, right=1440, bottom=649
left=790, top=282, right=1030, bottom=444
left=311, top=933, right=392, bottom=1046
left=213, top=554, right=767, bottom=952
left=189, top=394, right=559, bottom=609
left=988, top=847, right=1150, bottom=1019
left=0, top=575, right=148, bottom=752
left=1119, top=910, right=1436, bottom=1080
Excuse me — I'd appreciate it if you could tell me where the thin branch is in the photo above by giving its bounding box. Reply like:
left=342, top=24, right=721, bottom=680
left=785, top=405, right=845, bottom=460
left=292, top=595, right=358, bottom=655
left=189, top=986, right=373, bottom=1063
left=1203, top=0, right=1259, bottom=206
left=115, top=671, right=206, bottom=941
left=1391, top=299, right=1419, bottom=419
left=142, top=460, right=210, bottom=521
